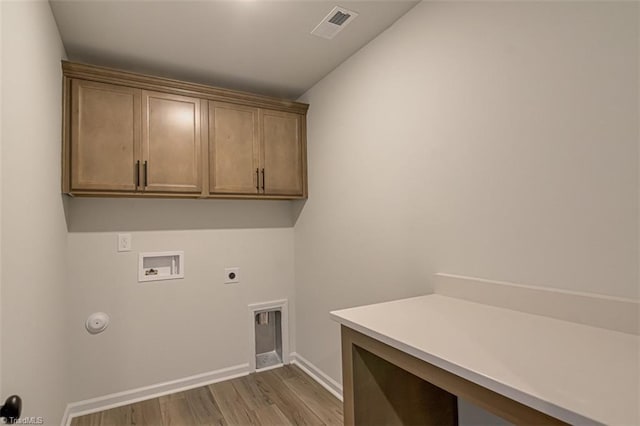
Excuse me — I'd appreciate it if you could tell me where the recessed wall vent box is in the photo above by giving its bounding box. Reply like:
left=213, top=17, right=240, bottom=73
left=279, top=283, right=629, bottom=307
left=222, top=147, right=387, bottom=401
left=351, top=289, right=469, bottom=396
left=138, top=251, right=184, bottom=282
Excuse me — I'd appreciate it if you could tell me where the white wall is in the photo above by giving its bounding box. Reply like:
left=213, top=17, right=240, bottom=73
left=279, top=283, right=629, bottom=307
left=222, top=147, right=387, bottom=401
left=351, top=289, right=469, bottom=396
left=66, top=211, right=295, bottom=401
left=295, top=0, right=638, bottom=387
left=0, top=0, right=4, bottom=400
left=67, top=198, right=294, bottom=232
left=1, top=1, right=69, bottom=423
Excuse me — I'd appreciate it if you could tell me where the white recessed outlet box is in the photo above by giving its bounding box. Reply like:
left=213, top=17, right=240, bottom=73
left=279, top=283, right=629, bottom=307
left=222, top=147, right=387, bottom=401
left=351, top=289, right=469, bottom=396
left=138, top=251, right=184, bottom=282
left=117, top=233, right=132, bottom=252
left=225, top=267, right=240, bottom=284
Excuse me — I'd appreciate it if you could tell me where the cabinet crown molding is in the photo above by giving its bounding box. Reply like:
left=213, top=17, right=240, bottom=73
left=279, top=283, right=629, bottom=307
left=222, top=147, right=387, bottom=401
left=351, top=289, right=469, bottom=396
left=61, top=60, right=309, bottom=115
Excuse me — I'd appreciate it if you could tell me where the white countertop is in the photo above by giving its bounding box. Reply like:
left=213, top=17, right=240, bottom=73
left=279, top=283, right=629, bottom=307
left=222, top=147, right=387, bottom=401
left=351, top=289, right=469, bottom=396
left=330, top=294, right=639, bottom=426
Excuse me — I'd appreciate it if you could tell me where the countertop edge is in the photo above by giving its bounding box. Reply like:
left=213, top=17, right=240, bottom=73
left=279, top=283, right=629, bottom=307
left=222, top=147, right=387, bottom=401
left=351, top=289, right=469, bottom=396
left=329, top=299, right=603, bottom=426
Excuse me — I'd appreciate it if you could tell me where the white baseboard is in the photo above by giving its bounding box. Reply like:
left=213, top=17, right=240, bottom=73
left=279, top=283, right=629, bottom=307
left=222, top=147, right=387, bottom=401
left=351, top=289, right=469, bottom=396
left=290, top=352, right=343, bottom=401
left=62, top=363, right=250, bottom=426
left=62, top=354, right=343, bottom=426
left=434, top=273, right=639, bottom=335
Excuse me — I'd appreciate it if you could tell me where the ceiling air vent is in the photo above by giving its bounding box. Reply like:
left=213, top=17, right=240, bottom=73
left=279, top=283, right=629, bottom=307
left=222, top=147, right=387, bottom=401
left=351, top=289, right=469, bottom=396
left=311, top=6, right=359, bottom=40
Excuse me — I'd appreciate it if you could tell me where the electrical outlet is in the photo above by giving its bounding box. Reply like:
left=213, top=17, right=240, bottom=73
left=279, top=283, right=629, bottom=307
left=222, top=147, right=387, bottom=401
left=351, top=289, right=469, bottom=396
left=118, top=234, right=132, bottom=252
left=224, top=267, right=240, bottom=284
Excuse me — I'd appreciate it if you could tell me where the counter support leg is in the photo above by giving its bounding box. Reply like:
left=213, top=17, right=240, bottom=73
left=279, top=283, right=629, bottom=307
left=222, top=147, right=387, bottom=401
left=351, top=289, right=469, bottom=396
left=339, top=326, right=567, bottom=426
left=341, top=325, right=356, bottom=425
left=341, top=326, right=457, bottom=426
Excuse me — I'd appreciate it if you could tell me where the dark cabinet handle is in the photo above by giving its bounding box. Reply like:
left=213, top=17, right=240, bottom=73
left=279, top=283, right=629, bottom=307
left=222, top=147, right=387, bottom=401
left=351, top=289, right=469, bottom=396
left=144, top=161, right=148, bottom=187
left=256, top=168, right=260, bottom=192
left=0, top=395, right=22, bottom=423
left=135, top=161, right=140, bottom=187
left=261, top=168, right=265, bottom=191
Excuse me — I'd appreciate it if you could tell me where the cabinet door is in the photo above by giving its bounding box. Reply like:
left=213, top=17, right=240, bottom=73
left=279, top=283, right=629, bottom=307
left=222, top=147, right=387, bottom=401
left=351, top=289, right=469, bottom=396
left=261, top=110, right=305, bottom=196
left=142, top=91, right=201, bottom=193
left=209, top=102, right=260, bottom=194
left=70, top=79, right=141, bottom=191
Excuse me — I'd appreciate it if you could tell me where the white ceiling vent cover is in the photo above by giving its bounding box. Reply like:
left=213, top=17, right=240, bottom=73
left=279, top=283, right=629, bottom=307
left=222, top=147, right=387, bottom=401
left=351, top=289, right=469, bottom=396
left=311, top=6, right=359, bottom=40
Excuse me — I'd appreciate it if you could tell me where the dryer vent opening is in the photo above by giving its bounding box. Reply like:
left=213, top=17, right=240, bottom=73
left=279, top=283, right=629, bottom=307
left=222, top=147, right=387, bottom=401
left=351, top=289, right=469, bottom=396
left=255, top=309, right=283, bottom=370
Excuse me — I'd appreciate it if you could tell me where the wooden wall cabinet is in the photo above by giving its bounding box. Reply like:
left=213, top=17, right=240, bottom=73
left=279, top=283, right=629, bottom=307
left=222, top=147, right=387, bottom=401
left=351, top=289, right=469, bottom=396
left=69, top=79, right=141, bottom=192
left=261, top=109, right=304, bottom=196
left=208, top=102, right=260, bottom=195
left=209, top=103, right=305, bottom=197
left=62, top=61, right=308, bottom=199
left=142, top=91, right=201, bottom=193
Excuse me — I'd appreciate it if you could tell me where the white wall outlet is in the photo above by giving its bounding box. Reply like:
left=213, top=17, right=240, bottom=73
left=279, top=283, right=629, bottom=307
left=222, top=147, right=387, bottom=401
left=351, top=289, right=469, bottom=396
left=118, top=233, right=132, bottom=252
left=224, top=267, right=240, bottom=284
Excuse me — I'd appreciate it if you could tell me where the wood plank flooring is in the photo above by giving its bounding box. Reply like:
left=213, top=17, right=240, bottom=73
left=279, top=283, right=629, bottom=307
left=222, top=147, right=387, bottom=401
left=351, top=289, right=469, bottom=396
left=71, top=365, right=343, bottom=426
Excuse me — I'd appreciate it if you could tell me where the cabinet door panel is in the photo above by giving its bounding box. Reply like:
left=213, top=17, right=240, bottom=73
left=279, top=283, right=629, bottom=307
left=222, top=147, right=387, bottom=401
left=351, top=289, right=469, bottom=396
left=71, top=79, right=140, bottom=191
left=209, top=102, right=260, bottom=194
left=142, top=91, right=201, bottom=193
left=261, top=110, right=304, bottom=196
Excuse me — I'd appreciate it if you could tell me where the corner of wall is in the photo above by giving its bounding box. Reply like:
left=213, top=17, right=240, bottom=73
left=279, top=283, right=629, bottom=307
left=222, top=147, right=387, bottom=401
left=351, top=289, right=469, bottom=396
left=0, top=0, right=4, bottom=403
left=1, top=1, right=70, bottom=423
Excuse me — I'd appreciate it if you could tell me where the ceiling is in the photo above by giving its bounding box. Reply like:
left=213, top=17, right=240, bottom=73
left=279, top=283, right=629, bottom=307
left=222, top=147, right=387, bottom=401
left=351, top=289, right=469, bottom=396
left=49, top=0, right=418, bottom=99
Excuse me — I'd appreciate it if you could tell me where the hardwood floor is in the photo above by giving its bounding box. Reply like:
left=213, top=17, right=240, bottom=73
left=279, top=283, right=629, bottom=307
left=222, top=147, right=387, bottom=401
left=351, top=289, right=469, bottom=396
left=71, top=365, right=343, bottom=426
